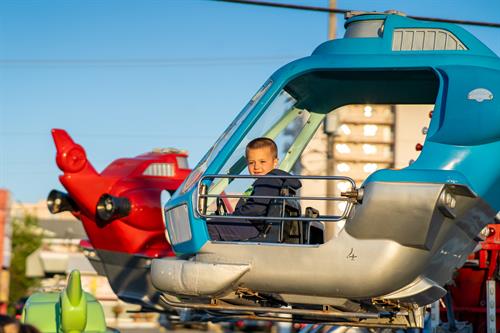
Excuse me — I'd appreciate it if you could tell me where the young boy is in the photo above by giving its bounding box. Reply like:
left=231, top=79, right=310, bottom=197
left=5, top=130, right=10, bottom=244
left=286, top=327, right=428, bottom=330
left=207, top=137, right=301, bottom=241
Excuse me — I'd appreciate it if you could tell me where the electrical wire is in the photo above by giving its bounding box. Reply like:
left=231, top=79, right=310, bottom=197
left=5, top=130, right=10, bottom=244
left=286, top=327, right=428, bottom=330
left=0, top=55, right=300, bottom=67
left=214, top=0, right=500, bottom=28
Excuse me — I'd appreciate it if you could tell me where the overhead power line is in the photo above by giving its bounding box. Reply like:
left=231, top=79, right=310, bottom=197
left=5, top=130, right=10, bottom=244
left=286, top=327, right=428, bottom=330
left=0, top=55, right=299, bottom=67
left=216, top=0, right=349, bottom=14
left=214, top=0, right=500, bottom=28
left=0, top=130, right=216, bottom=139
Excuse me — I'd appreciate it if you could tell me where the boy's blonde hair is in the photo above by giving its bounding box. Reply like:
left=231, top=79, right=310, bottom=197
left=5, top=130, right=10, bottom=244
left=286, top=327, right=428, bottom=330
left=245, top=137, right=278, bottom=158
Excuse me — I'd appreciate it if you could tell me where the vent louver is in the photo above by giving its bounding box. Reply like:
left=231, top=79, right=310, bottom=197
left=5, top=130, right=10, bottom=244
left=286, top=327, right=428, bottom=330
left=392, top=28, right=467, bottom=51
left=143, top=163, right=174, bottom=177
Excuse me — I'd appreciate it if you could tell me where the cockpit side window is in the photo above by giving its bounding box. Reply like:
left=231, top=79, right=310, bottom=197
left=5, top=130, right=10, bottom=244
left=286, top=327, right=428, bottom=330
left=179, top=80, right=272, bottom=194
left=208, top=89, right=313, bottom=204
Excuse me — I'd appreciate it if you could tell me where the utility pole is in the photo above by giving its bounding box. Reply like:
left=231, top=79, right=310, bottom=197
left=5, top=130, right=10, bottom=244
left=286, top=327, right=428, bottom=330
left=328, top=0, right=337, bottom=40
left=0, top=189, right=11, bottom=314
left=325, top=0, right=337, bottom=239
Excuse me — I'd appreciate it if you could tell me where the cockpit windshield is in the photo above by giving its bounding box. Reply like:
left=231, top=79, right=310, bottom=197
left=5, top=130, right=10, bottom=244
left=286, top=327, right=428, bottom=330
left=220, top=90, right=299, bottom=174
left=180, top=80, right=272, bottom=194
left=204, top=89, right=318, bottom=204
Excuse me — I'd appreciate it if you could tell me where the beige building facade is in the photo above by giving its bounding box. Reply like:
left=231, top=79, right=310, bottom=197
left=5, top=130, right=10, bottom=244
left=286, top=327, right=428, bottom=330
left=300, top=104, right=432, bottom=233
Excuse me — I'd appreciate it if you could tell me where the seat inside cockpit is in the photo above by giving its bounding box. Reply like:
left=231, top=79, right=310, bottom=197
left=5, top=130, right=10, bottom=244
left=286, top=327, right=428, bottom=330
left=200, top=69, right=439, bottom=244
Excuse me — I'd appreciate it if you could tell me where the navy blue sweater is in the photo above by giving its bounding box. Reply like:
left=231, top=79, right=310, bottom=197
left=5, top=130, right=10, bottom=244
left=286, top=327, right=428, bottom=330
left=233, top=169, right=302, bottom=217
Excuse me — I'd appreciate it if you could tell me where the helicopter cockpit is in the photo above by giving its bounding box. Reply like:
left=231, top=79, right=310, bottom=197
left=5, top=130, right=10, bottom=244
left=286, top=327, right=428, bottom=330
left=152, top=11, right=500, bottom=329
left=195, top=68, right=439, bottom=246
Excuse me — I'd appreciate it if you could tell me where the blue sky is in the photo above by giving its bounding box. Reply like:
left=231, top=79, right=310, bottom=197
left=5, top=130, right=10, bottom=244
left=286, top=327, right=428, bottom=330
left=1, top=0, right=499, bottom=203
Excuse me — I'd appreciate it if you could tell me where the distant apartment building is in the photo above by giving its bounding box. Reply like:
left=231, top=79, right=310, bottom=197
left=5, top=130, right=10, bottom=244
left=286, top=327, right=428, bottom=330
left=300, top=104, right=432, bottom=232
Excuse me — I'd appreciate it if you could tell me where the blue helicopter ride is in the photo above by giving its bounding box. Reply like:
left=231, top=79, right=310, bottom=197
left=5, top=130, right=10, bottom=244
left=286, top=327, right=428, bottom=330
left=150, top=11, right=500, bottom=329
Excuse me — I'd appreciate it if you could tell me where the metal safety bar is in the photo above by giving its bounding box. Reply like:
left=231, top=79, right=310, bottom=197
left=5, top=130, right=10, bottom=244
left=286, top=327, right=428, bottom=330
left=196, top=174, right=358, bottom=222
left=201, top=174, right=357, bottom=185
left=200, top=214, right=345, bottom=222
left=201, top=193, right=351, bottom=201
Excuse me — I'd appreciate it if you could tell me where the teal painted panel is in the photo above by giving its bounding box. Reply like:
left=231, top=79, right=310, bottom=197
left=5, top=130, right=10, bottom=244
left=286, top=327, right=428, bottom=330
left=166, top=13, right=500, bottom=255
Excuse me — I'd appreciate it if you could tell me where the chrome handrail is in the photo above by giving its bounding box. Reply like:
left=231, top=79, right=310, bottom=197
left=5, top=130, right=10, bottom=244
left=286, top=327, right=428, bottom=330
left=196, top=174, right=357, bottom=222
left=202, top=174, right=357, bottom=184
left=200, top=214, right=345, bottom=222
left=201, top=193, right=350, bottom=201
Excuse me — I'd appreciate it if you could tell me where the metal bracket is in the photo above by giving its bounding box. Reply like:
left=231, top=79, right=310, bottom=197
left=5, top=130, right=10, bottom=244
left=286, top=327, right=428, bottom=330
left=486, top=279, right=496, bottom=333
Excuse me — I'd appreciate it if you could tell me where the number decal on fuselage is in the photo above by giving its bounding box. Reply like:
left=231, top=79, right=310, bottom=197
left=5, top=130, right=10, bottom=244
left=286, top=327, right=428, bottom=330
left=347, top=248, right=358, bottom=261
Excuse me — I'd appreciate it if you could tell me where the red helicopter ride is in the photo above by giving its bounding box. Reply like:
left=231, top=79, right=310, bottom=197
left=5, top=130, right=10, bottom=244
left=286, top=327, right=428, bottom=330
left=47, top=129, right=190, bottom=309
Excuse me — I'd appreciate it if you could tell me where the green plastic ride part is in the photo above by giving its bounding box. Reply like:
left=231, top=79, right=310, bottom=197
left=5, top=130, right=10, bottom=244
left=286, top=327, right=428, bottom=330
left=21, top=270, right=114, bottom=333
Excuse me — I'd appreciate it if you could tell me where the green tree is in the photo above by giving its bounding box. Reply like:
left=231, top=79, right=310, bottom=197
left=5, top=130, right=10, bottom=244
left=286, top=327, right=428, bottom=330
left=8, top=214, right=43, bottom=314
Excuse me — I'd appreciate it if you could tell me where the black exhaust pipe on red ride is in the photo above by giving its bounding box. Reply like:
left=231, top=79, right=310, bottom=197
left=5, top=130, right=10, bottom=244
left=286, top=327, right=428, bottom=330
left=96, top=193, right=131, bottom=222
left=47, top=189, right=78, bottom=214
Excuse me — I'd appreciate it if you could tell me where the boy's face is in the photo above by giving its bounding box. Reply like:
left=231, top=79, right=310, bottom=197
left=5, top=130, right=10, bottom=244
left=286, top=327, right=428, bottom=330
left=246, top=147, right=278, bottom=176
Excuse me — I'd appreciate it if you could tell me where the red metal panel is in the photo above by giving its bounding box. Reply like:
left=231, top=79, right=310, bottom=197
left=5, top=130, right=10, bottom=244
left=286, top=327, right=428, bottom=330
left=51, top=129, right=189, bottom=258
left=0, top=189, right=10, bottom=314
left=448, top=224, right=500, bottom=332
